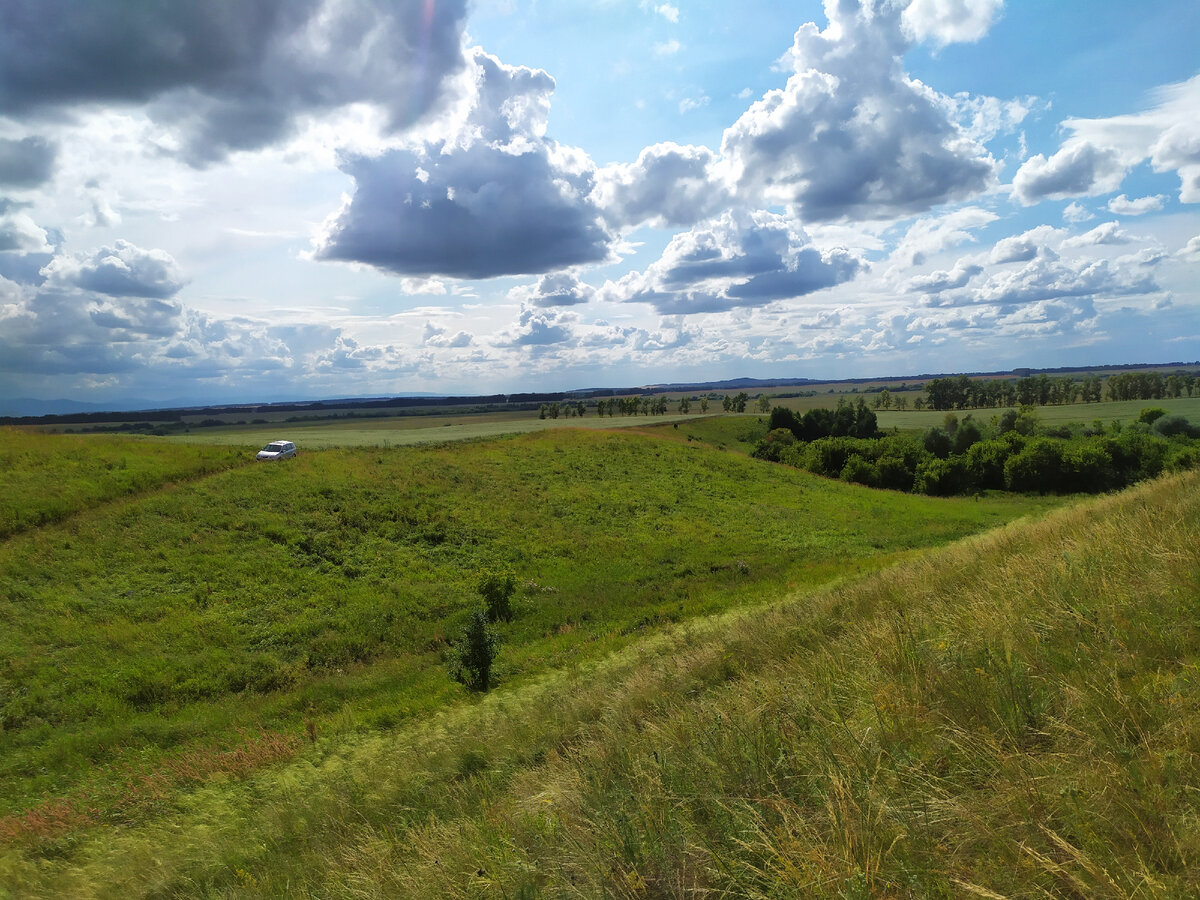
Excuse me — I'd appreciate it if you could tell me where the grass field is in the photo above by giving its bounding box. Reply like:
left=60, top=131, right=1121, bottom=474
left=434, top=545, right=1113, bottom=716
left=165, top=409, right=702, bottom=448
left=876, top=395, right=1200, bottom=431
left=1, top=455, right=1195, bottom=896
left=0, top=423, right=1065, bottom=849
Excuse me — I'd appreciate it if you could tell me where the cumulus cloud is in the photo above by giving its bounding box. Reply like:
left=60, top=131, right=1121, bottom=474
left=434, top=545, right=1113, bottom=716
left=888, top=206, right=998, bottom=267
left=902, top=0, right=1004, bottom=47
left=1013, top=73, right=1200, bottom=205
left=422, top=322, right=473, bottom=348
left=507, top=272, right=596, bottom=308
left=719, top=0, right=996, bottom=222
left=41, top=240, right=186, bottom=298
left=312, top=50, right=611, bottom=279
left=0, top=0, right=471, bottom=165
left=1107, top=194, right=1164, bottom=216
left=0, top=136, right=58, bottom=187
left=928, top=254, right=1158, bottom=308
left=494, top=305, right=576, bottom=347
left=0, top=203, right=54, bottom=254
left=1012, top=143, right=1125, bottom=205
left=988, top=225, right=1063, bottom=264
left=1179, top=235, right=1200, bottom=261
left=604, top=210, right=862, bottom=314
left=1063, top=201, right=1093, bottom=223
left=1062, top=220, right=1131, bottom=247
left=594, top=143, right=731, bottom=230
left=903, top=260, right=983, bottom=293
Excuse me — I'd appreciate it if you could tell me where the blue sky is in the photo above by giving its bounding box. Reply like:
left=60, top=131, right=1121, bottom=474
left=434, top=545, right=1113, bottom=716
left=0, top=0, right=1197, bottom=411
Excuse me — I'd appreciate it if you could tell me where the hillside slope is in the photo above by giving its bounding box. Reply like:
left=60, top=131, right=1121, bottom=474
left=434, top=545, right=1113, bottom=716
left=3, top=470, right=1196, bottom=896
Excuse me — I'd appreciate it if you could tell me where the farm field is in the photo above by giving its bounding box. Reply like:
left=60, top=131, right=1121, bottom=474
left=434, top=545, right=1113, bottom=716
left=165, top=408, right=700, bottom=449
left=875, top=395, right=1200, bottom=431
left=0, top=424, right=1066, bottom=859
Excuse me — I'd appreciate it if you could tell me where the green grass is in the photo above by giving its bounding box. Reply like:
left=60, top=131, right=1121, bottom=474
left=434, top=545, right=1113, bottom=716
left=2, top=469, right=1194, bottom=898
left=0, top=427, right=1062, bottom=838
left=164, top=410, right=702, bottom=448
left=877, top=395, right=1200, bottom=431
left=0, top=429, right=244, bottom=539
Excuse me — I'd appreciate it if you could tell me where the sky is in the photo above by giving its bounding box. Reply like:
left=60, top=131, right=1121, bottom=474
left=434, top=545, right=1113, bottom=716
left=1, top=0, right=1198, bottom=412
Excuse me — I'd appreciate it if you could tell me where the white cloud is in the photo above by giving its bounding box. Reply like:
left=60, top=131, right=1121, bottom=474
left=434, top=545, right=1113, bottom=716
left=678, top=95, right=710, bottom=114
left=1062, top=201, right=1093, bottom=223
left=603, top=209, right=863, bottom=314
left=312, top=51, right=612, bottom=279
left=1013, top=73, right=1200, bottom=205
left=989, top=225, right=1063, bottom=264
left=888, top=206, right=998, bottom=267
left=40, top=240, right=186, bottom=299
left=1180, top=235, right=1200, bottom=261
left=1062, top=221, right=1132, bottom=248
left=1107, top=193, right=1164, bottom=216
left=655, top=4, right=680, bottom=23
left=902, top=0, right=1004, bottom=47
left=594, top=143, right=730, bottom=230
left=655, top=39, right=682, bottom=56
left=719, top=1, right=997, bottom=222
left=507, top=272, right=596, bottom=308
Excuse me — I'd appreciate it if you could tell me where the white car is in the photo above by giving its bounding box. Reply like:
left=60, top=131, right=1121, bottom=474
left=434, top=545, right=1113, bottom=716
left=256, top=440, right=298, bottom=461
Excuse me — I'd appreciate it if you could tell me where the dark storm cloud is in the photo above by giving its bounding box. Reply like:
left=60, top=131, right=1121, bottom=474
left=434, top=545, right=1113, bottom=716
left=0, top=137, right=58, bottom=187
left=313, top=145, right=611, bottom=278
left=0, top=0, right=470, bottom=164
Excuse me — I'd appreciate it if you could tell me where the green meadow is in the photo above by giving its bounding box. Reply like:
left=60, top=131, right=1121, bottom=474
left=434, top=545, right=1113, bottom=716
left=0, top=408, right=1196, bottom=896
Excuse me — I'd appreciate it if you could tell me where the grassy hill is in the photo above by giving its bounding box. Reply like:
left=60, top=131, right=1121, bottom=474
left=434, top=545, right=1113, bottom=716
left=3, top=425, right=1196, bottom=895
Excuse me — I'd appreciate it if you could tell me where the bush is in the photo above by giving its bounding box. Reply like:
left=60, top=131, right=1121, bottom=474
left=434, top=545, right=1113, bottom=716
left=478, top=571, right=517, bottom=622
left=953, top=417, right=983, bottom=454
left=1062, top=443, right=1115, bottom=493
left=751, top=428, right=797, bottom=462
left=913, top=457, right=967, bottom=496
left=1004, top=439, right=1064, bottom=493
left=454, top=610, right=498, bottom=692
left=840, top=455, right=879, bottom=487
left=1152, top=415, right=1200, bottom=438
left=1138, top=406, right=1169, bottom=425
left=922, top=427, right=953, bottom=459
left=876, top=455, right=916, bottom=492
left=964, top=439, right=1011, bottom=491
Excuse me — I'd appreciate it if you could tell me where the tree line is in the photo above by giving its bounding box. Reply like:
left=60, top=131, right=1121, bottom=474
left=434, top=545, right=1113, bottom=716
left=918, top=371, right=1196, bottom=411
left=755, top=404, right=1200, bottom=497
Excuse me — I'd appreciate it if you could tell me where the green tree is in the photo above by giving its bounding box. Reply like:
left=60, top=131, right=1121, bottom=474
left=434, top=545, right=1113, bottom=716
left=454, top=610, right=498, bottom=692
left=678, top=396, right=690, bottom=414
left=756, top=394, right=771, bottom=413
left=478, top=571, right=516, bottom=622
left=700, top=397, right=709, bottom=413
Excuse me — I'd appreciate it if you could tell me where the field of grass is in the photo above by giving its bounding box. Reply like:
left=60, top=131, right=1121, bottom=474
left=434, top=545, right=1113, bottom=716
left=875, top=396, right=1200, bottom=432
left=0, top=428, right=243, bottom=539
left=165, top=409, right=702, bottom=449
left=0, top=424, right=1064, bottom=851
left=2, top=462, right=1195, bottom=896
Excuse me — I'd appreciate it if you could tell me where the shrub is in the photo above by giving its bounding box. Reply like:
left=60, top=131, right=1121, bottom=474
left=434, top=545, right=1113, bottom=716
left=454, top=610, right=498, bottom=692
left=913, top=457, right=967, bottom=496
left=751, top=428, right=797, bottom=462
left=1138, top=406, right=1169, bottom=425
left=1152, top=414, right=1200, bottom=438
left=953, top=417, right=983, bottom=454
left=922, top=427, right=953, bottom=459
left=478, top=571, right=517, bottom=622
left=840, top=455, right=879, bottom=487
left=876, top=455, right=916, bottom=492
left=1062, top=442, right=1115, bottom=493
left=1004, top=439, right=1064, bottom=493
left=964, top=439, right=1011, bottom=491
